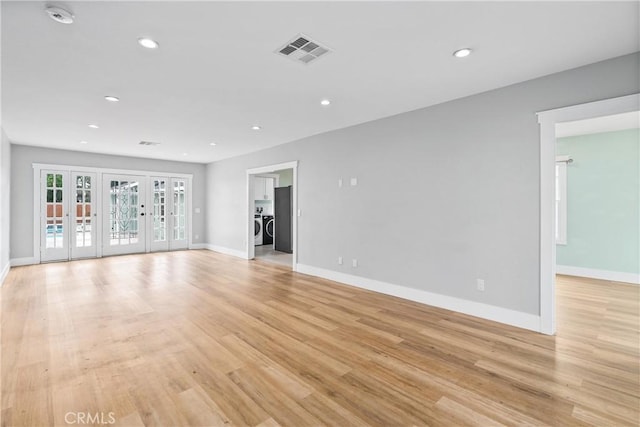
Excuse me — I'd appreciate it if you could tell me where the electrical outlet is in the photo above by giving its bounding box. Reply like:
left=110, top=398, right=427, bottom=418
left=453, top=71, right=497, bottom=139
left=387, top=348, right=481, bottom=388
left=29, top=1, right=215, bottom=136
left=477, top=279, right=485, bottom=291
left=350, top=177, right=358, bottom=186
left=338, top=178, right=343, bottom=188
left=338, top=256, right=343, bottom=265
left=195, top=234, right=199, bottom=240
left=352, top=259, right=358, bottom=268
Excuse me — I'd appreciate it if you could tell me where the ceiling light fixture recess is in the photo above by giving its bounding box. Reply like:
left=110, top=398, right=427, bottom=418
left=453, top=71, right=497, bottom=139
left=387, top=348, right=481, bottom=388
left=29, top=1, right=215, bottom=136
left=138, top=38, right=159, bottom=49
left=251, top=126, right=261, bottom=131
left=88, top=124, right=99, bottom=129
left=45, top=6, right=74, bottom=24
left=320, top=99, right=331, bottom=106
left=104, top=96, right=120, bottom=102
left=80, top=140, right=88, bottom=144
left=453, top=48, right=472, bottom=58
left=209, top=142, right=217, bottom=146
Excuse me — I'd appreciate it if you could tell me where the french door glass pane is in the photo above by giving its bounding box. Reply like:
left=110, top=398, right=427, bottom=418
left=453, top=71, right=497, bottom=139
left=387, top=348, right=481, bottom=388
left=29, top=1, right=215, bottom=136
left=75, top=175, right=93, bottom=248
left=153, top=179, right=167, bottom=242
left=109, top=180, right=139, bottom=245
left=45, top=173, right=64, bottom=249
left=173, top=180, right=186, bottom=240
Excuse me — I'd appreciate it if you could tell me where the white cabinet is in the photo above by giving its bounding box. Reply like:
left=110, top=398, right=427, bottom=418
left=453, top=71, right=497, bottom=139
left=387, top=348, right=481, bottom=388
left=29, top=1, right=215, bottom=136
left=254, top=177, right=274, bottom=200
left=266, top=178, right=274, bottom=200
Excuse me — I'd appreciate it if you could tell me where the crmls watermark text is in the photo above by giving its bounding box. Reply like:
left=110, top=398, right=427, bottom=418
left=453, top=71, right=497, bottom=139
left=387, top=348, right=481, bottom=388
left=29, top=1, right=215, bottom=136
left=64, top=412, right=116, bottom=425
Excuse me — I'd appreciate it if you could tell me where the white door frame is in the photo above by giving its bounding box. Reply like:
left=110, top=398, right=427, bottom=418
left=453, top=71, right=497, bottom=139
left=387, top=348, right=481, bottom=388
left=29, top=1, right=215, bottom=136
left=246, top=161, right=298, bottom=270
left=149, top=176, right=171, bottom=252
left=536, top=93, right=639, bottom=335
left=70, top=171, right=98, bottom=260
left=33, top=163, right=193, bottom=264
left=39, top=169, right=70, bottom=262
left=102, top=173, right=147, bottom=256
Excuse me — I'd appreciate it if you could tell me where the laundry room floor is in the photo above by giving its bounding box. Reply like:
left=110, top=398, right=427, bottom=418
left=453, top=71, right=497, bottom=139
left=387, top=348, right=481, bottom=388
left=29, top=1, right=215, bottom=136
left=254, top=245, right=292, bottom=267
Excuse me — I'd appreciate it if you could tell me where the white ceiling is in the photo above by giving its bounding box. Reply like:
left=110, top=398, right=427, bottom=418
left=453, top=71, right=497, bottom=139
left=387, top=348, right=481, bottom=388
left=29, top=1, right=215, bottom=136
left=556, top=111, right=640, bottom=138
left=2, top=1, right=639, bottom=163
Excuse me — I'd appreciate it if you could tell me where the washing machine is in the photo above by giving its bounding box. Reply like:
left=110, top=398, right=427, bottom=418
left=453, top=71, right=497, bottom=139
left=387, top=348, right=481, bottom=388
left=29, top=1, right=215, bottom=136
left=262, top=215, right=274, bottom=245
left=254, top=214, right=263, bottom=245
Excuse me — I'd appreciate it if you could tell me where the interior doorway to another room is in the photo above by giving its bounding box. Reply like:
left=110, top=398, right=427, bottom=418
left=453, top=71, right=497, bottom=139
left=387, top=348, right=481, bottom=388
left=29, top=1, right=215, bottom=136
left=554, top=110, right=639, bottom=284
left=538, top=94, right=640, bottom=335
left=247, top=161, right=298, bottom=270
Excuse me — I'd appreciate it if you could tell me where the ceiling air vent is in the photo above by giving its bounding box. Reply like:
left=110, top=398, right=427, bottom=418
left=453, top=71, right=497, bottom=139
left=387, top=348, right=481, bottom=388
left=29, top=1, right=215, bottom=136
left=276, top=34, right=331, bottom=65
left=139, top=141, right=161, bottom=146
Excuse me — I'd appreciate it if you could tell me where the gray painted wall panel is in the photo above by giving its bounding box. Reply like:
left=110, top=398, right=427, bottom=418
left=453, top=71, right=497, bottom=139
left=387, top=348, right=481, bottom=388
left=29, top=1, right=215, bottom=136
left=1, top=129, right=10, bottom=272
left=10, top=145, right=207, bottom=259
left=206, top=53, right=640, bottom=315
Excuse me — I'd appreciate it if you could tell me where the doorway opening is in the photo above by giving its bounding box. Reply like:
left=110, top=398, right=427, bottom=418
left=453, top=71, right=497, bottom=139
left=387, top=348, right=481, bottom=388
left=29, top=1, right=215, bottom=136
left=246, top=161, right=298, bottom=270
left=537, top=93, right=639, bottom=335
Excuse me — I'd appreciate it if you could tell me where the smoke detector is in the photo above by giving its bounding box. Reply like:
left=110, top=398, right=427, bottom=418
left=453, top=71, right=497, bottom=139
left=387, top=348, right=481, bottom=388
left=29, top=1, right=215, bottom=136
left=45, top=6, right=74, bottom=24
left=276, top=34, right=331, bottom=65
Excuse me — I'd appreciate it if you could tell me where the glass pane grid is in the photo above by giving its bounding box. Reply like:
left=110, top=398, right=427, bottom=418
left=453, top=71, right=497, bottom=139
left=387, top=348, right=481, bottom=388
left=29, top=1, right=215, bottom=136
left=153, top=179, right=167, bottom=242
left=173, top=180, right=186, bottom=241
left=75, top=175, right=93, bottom=248
left=45, top=173, right=64, bottom=249
left=110, top=180, right=140, bottom=246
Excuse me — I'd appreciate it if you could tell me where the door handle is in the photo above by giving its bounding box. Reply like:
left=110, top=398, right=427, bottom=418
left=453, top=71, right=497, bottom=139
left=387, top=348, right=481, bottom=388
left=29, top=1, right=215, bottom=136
left=140, top=213, right=145, bottom=216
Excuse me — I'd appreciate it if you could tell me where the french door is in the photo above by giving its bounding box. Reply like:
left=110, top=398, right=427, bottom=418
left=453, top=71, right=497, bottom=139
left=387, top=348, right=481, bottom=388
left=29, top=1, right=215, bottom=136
left=40, top=170, right=97, bottom=262
left=149, top=177, right=189, bottom=251
left=38, top=167, right=191, bottom=262
left=71, top=172, right=97, bottom=259
left=103, top=174, right=146, bottom=256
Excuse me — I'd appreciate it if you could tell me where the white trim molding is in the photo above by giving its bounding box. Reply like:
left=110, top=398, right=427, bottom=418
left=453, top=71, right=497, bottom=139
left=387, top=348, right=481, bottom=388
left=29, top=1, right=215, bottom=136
left=537, top=93, right=640, bottom=335
left=0, top=262, right=10, bottom=287
left=557, top=265, right=640, bottom=285
left=10, top=257, right=37, bottom=267
left=296, top=264, right=542, bottom=333
left=205, top=244, right=249, bottom=260
left=189, top=243, right=208, bottom=250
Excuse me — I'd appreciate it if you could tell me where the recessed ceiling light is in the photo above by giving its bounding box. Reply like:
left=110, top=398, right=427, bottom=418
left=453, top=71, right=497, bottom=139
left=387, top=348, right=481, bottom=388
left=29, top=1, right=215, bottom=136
left=251, top=125, right=261, bottom=131
left=80, top=140, right=88, bottom=144
left=88, top=124, right=99, bottom=129
left=182, top=153, right=188, bottom=156
left=138, top=38, right=159, bottom=49
left=320, top=99, right=331, bottom=106
left=104, top=96, right=120, bottom=102
left=453, top=48, right=472, bottom=58
left=209, top=142, right=217, bottom=146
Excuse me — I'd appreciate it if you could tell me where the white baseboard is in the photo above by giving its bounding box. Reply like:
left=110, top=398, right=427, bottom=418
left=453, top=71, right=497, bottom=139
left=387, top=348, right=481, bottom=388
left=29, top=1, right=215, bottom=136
left=0, top=261, right=10, bottom=287
left=10, top=257, right=37, bottom=267
left=189, top=243, right=208, bottom=250
left=204, top=244, right=249, bottom=260
left=556, top=265, right=640, bottom=285
left=296, top=264, right=542, bottom=333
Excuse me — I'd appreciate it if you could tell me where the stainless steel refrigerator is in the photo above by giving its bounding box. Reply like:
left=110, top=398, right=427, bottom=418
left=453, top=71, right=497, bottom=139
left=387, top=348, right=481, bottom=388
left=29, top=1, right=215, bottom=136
left=274, top=186, right=292, bottom=253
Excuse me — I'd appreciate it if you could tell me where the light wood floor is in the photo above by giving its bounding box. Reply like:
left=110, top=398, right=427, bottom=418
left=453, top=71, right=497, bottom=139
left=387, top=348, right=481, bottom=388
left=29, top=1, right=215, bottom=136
left=1, top=250, right=638, bottom=426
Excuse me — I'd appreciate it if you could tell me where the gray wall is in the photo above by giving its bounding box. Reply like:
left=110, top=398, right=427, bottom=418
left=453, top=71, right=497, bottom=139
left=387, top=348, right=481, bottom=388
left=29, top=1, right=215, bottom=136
left=11, top=145, right=207, bottom=259
left=206, top=52, right=640, bottom=316
left=1, top=128, right=10, bottom=274
left=274, top=169, right=293, bottom=187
